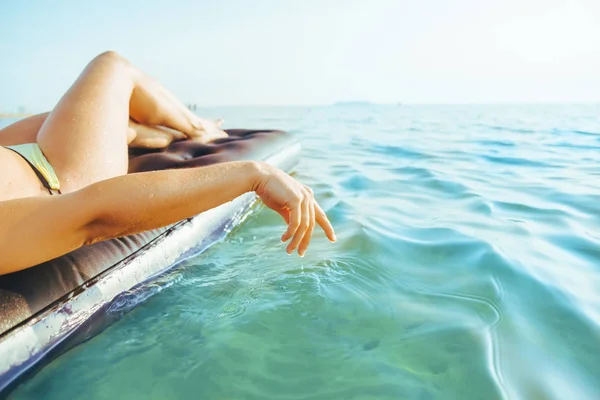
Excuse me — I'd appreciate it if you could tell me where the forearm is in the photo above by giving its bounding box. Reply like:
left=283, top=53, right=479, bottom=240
left=0, top=156, right=333, bottom=274
left=0, top=161, right=266, bottom=274
left=83, top=160, right=265, bottom=242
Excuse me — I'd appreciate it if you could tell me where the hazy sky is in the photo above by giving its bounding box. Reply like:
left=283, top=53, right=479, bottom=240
left=1, top=0, right=599, bottom=111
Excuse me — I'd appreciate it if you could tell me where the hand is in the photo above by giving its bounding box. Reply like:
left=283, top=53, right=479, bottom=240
left=253, top=163, right=336, bottom=256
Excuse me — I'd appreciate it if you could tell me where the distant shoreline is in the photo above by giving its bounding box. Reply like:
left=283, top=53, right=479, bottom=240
left=0, top=113, right=32, bottom=118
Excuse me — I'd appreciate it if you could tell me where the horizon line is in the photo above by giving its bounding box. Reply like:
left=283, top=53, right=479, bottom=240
left=2, top=100, right=600, bottom=115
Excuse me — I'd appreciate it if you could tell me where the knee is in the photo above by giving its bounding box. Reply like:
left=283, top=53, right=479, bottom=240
left=88, top=51, right=135, bottom=82
left=93, top=51, right=129, bottom=68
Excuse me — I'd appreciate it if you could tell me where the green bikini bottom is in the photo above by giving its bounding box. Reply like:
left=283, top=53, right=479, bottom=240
left=5, top=143, right=61, bottom=195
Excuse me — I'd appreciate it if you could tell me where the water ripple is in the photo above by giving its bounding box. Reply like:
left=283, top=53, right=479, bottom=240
left=9, top=105, right=600, bottom=400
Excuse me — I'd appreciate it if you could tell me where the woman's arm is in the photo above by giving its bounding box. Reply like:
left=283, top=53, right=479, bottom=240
left=0, top=161, right=335, bottom=275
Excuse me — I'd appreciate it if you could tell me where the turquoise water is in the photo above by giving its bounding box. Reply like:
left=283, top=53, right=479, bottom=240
left=5, top=104, right=600, bottom=399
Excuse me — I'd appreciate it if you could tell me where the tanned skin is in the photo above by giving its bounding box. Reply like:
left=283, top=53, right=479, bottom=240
left=0, top=52, right=335, bottom=275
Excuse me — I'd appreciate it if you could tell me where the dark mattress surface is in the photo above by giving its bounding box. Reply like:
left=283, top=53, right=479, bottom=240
left=0, top=129, right=294, bottom=335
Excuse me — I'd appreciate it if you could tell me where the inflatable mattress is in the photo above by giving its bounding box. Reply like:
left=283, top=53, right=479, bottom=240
left=0, top=129, right=300, bottom=395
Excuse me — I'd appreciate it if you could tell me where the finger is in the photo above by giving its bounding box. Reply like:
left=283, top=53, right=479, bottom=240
left=281, top=202, right=301, bottom=243
left=287, top=198, right=309, bottom=254
left=315, top=202, right=336, bottom=242
left=298, top=200, right=316, bottom=256
left=277, top=209, right=291, bottom=224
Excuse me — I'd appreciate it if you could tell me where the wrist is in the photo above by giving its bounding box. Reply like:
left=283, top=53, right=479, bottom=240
left=248, top=161, right=272, bottom=194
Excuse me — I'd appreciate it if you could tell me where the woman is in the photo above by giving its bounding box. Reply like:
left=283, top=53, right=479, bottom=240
left=0, top=51, right=335, bottom=275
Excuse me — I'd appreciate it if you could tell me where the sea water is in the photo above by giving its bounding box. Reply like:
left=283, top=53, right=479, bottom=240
left=4, top=104, right=600, bottom=399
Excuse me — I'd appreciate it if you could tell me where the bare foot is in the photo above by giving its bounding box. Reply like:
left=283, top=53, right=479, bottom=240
left=189, top=118, right=229, bottom=144
left=128, top=120, right=187, bottom=149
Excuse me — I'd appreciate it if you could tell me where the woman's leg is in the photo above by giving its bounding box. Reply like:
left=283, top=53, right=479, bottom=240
left=37, top=51, right=225, bottom=193
left=0, top=113, right=49, bottom=145
left=1, top=112, right=196, bottom=148
left=127, top=119, right=187, bottom=148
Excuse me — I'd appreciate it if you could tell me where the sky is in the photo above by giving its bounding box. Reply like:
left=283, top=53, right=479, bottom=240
left=1, top=0, right=600, bottom=112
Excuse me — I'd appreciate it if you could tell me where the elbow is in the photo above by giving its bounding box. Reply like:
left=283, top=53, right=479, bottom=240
left=80, top=206, right=107, bottom=246
left=81, top=219, right=108, bottom=247
left=73, top=187, right=123, bottom=247
left=81, top=209, right=129, bottom=247
left=82, top=217, right=130, bottom=247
